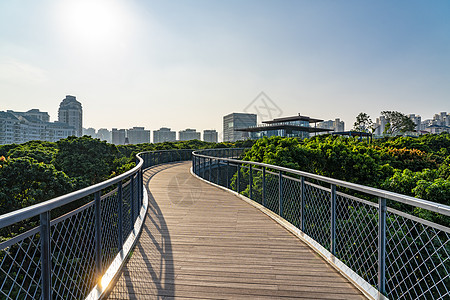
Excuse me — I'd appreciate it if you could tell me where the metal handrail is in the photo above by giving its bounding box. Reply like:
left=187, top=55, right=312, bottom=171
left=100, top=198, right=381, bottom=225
left=193, top=152, right=450, bottom=216
left=0, top=156, right=144, bottom=229
left=192, top=148, right=450, bottom=300
left=0, top=149, right=193, bottom=300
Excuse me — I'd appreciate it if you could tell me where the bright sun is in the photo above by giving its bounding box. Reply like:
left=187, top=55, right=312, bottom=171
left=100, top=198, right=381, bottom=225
left=55, top=0, right=134, bottom=49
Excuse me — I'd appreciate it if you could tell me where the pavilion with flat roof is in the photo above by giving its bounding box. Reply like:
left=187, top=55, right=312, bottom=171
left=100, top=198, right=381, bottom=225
left=235, top=113, right=332, bottom=139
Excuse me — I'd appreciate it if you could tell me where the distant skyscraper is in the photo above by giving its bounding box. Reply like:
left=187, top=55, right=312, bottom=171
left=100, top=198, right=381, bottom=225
left=97, top=128, right=112, bottom=143
left=178, top=129, right=200, bottom=141
left=203, top=130, right=218, bottom=143
left=83, top=127, right=96, bottom=137
left=58, top=95, right=83, bottom=137
left=112, top=128, right=126, bottom=145
left=153, top=127, right=176, bottom=143
left=223, top=113, right=257, bottom=142
left=317, top=118, right=345, bottom=133
left=127, top=127, right=150, bottom=144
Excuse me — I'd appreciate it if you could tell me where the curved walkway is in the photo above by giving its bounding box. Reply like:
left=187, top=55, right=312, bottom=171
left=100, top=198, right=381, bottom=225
left=107, top=162, right=366, bottom=299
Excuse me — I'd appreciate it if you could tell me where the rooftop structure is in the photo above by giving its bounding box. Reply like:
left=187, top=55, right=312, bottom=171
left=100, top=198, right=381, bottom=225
left=236, top=113, right=332, bottom=139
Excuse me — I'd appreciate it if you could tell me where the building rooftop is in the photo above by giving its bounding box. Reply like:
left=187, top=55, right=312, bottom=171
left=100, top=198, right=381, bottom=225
left=262, top=113, right=323, bottom=124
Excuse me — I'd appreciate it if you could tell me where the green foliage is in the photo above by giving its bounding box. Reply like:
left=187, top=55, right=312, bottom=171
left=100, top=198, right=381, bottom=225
left=353, top=112, right=373, bottom=133
left=53, top=136, right=119, bottom=187
left=243, top=134, right=450, bottom=225
left=381, top=111, right=416, bottom=134
left=0, top=157, right=74, bottom=214
left=7, top=141, right=57, bottom=164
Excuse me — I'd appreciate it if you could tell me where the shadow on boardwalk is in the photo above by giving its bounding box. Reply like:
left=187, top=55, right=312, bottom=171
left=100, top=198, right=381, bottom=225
left=107, top=162, right=366, bottom=299
left=106, top=164, right=178, bottom=299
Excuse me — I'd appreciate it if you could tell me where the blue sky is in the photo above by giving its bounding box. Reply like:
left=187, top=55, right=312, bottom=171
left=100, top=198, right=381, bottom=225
left=1, top=0, right=449, bottom=138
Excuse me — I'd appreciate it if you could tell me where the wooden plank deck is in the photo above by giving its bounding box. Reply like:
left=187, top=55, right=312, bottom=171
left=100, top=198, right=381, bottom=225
left=107, top=162, right=366, bottom=299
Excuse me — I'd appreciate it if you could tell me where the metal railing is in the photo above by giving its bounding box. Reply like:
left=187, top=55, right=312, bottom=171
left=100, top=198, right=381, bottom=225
left=0, top=149, right=192, bottom=300
left=192, top=148, right=450, bottom=300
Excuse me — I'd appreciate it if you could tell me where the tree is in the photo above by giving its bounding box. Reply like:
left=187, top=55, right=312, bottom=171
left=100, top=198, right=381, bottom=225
left=381, top=111, right=416, bottom=135
left=53, top=136, right=118, bottom=186
left=353, top=112, right=373, bottom=132
left=0, top=157, right=73, bottom=215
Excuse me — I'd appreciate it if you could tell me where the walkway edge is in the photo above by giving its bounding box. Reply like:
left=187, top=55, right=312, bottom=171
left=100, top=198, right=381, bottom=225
left=86, top=185, right=149, bottom=300
left=190, top=167, right=385, bottom=300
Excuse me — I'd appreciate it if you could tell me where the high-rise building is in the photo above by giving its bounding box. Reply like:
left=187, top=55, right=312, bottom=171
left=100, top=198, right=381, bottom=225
left=408, top=114, right=422, bottom=131
left=127, top=127, right=150, bottom=144
left=8, top=109, right=50, bottom=122
left=203, top=130, right=218, bottom=143
left=58, top=95, right=83, bottom=137
left=223, top=113, right=257, bottom=142
left=97, top=128, right=112, bottom=143
left=317, top=118, right=345, bottom=133
left=179, top=129, right=200, bottom=141
left=374, top=116, right=389, bottom=136
left=83, top=127, right=96, bottom=137
left=112, top=128, right=126, bottom=145
left=153, top=127, right=176, bottom=143
left=0, top=110, right=75, bottom=145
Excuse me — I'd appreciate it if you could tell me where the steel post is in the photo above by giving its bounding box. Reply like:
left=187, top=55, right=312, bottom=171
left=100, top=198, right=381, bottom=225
left=226, top=161, right=230, bottom=189
left=249, top=165, right=253, bottom=200
left=216, top=159, right=220, bottom=184
left=300, top=176, right=305, bottom=231
left=237, top=165, right=241, bottom=193
left=118, top=182, right=123, bottom=251
left=40, top=211, right=52, bottom=300
left=378, top=197, right=387, bottom=296
left=331, top=184, right=336, bottom=255
left=279, top=171, right=283, bottom=217
left=130, top=175, right=135, bottom=226
left=94, top=191, right=102, bottom=278
left=262, top=167, right=266, bottom=207
left=209, top=158, right=212, bottom=182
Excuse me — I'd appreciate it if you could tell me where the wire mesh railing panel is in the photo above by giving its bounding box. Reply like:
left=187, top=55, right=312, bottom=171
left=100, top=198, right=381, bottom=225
left=51, top=204, right=96, bottom=299
left=264, top=172, right=279, bottom=215
left=250, top=168, right=263, bottom=205
left=229, top=164, right=239, bottom=192
left=122, top=180, right=132, bottom=239
left=336, top=193, right=379, bottom=287
left=385, top=211, right=450, bottom=300
left=101, top=191, right=120, bottom=273
left=0, top=231, right=42, bottom=300
left=192, top=149, right=450, bottom=300
left=303, top=183, right=331, bottom=251
left=217, top=162, right=227, bottom=188
left=282, top=177, right=301, bottom=228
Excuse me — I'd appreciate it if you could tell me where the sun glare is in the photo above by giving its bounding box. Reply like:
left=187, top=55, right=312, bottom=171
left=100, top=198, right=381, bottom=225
left=55, top=0, right=135, bottom=50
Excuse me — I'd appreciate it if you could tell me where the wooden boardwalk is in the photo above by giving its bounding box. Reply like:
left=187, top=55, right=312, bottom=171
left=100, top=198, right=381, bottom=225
left=107, top=162, right=366, bottom=299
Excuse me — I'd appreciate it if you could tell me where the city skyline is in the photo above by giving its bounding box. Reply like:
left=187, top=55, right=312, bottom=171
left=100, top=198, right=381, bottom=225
left=1, top=1, right=449, bottom=134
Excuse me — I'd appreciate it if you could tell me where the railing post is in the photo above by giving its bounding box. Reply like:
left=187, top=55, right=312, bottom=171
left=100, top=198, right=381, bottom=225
left=202, top=157, right=205, bottom=178
left=279, top=171, right=283, bottom=217
left=226, top=161, right=230, bottom=189
left=249, top=165, right=253, bottom=200
left=216, top=159, right=220, bottom=184
left=130, top=175, right=135, bottom=226
left=209, top=158, right=212, bottom=182
left=331, top=184, right=336, bottom=255
left=237, top=165, right=241, bottom=193
left=117, top=182, right=123, bottom=251
left=300, top=176, right=305, bottom=231
left=94, top=191, right=102, bottom=278
left=378, top=197, right=387, bottom=297
left=262, top=167, right=266, bottom=207
left=40, top=211, right=52, bottom=300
